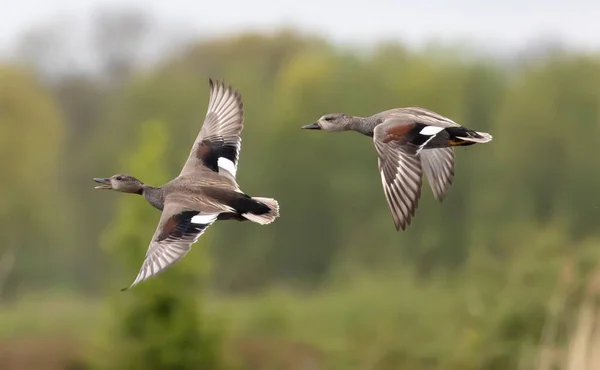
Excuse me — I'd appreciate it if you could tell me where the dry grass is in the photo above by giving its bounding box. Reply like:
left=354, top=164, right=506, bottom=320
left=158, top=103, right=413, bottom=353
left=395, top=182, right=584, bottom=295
left=0, top=336, right=86, bottom=370
left=225, top=336, right=324, bottom=370
left=536, top=261, right=600, bottom=370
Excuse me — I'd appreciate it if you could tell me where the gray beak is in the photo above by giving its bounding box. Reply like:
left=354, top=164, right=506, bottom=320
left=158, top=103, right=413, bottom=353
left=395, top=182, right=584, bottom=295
left=301, top=122, right=321, bottom=130
left=93, top=177, right=112, bottom=189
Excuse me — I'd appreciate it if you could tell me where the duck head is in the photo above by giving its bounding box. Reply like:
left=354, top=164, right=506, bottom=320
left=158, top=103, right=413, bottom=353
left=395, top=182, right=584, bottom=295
left=93, top=174, right=143, bottom=194
left=302, top=113, right=354, bottom=132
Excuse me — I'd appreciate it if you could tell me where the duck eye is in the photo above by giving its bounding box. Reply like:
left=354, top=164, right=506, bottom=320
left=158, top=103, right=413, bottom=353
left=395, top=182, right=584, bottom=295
left=116, top=176, right=122, bottom=181
left=324, top=117, right=333, bottom=122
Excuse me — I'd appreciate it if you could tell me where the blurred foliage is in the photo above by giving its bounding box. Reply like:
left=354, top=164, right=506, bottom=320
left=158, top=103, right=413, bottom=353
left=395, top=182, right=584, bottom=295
left=0, top=66, right=66, bottom=299
left=1, top=15, right=600, bottom=369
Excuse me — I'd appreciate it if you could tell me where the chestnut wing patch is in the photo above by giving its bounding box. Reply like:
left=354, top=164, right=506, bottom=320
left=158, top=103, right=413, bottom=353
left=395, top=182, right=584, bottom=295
left=382, top=123, right=415, bottom=143
left=383, top=121, right=449, bottom=150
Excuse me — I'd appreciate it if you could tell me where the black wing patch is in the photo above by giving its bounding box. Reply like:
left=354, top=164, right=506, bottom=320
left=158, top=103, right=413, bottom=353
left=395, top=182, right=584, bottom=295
left=157, top=210, right=208, bottom=242
left=196, top=139, right=238, bottom=173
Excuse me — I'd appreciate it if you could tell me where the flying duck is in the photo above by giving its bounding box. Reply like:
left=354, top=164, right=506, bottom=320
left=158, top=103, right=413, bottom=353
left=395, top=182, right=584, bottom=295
left=302, top=107, right=492, bottom=231
left=94, top=79, right=279, bottom=289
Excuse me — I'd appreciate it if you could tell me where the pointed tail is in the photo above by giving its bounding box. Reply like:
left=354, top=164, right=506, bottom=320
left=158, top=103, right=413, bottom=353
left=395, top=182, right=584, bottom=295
left=242, top=197, right=280, bottom=225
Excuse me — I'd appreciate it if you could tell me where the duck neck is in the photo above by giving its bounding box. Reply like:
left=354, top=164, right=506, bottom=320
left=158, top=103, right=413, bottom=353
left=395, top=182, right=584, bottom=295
left=350, top=116, right=379, bottom=137
left=141, top=185, right=165, bottom=211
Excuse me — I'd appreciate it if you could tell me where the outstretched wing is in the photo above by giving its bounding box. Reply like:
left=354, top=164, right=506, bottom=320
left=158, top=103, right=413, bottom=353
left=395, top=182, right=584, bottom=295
left=420, top=148, right=454, bottom=202
left=373, top=121, right=423, bottom=231
left=179, top=79, right=244, bottom=182
left=122, top=202, right=218, bottom=290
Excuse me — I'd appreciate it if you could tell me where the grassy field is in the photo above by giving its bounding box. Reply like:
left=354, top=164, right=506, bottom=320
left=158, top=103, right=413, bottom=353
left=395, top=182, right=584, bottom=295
left=0, top=273, right=465, bottom=369
left=2, top=266, right=600, bottom=370
left=0, top=273, right=546, bottom=370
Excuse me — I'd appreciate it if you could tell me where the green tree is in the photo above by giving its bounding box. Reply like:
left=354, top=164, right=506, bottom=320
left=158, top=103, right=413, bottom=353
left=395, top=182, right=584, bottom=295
left=94, top=120, right=221, bottom=370
left=0, top=65, right=66, bottom=297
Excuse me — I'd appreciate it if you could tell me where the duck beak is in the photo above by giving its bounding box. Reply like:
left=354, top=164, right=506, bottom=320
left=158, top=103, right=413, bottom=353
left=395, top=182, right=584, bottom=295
left=93, top=178, right=112, bottom=189
left=302, top=122, right=321, bottom=130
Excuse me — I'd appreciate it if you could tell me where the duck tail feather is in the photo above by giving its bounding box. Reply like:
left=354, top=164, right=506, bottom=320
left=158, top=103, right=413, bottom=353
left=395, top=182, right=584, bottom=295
left=456, top=130, right=493, bottom=143
left=242, top=197, right=280, bottom=225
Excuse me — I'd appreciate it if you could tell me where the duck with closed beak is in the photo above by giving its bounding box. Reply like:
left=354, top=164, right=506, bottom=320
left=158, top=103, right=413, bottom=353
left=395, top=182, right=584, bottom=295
left=302, top=107, right=492, bottom=231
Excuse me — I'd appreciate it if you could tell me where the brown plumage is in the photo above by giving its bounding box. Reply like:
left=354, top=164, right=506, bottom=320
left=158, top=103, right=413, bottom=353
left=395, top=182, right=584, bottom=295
left=302, top=107, right=492, bottom=231
left=94, top=79, right=280, bottom=290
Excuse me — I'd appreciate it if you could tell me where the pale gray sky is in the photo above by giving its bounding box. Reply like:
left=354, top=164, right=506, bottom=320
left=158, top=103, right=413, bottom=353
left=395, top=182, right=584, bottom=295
left=2, top=0, right=599, bottom=55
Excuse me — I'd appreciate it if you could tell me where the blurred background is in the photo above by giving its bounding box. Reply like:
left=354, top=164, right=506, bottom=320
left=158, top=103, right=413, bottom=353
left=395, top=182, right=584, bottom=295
left=2, top=1, right=600, bottom=369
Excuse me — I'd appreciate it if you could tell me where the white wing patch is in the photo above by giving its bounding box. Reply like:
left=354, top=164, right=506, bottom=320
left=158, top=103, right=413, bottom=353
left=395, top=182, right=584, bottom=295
left=419, top=125, right=445, bottom=136
left=191, top=213, right=219, bottom=224
left=217, top=157, right=237, bottom=178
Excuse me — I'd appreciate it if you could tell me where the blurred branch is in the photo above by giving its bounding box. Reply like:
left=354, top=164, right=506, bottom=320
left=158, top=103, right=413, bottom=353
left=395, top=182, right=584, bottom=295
left=565, top=266, right=600, bottom=370
left=0, top=244, right=19, bottom=299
